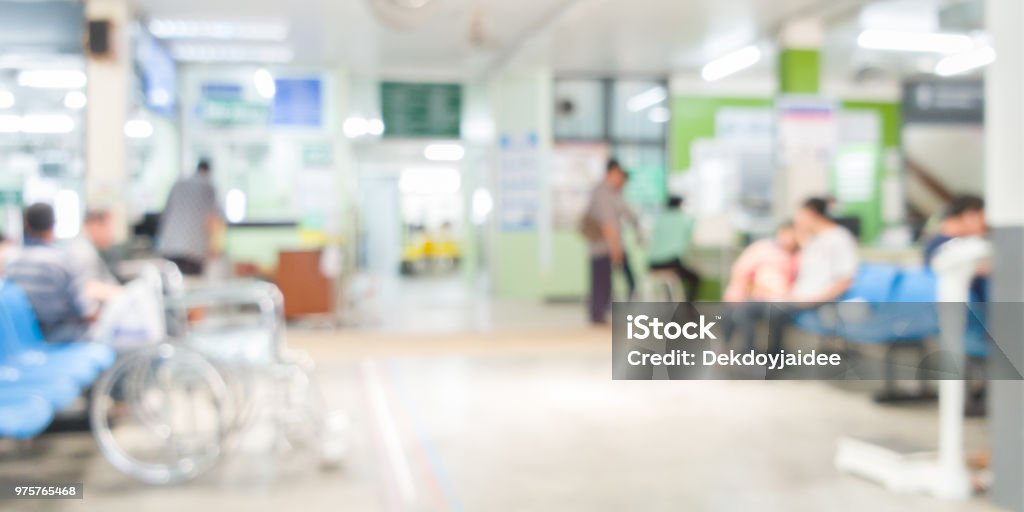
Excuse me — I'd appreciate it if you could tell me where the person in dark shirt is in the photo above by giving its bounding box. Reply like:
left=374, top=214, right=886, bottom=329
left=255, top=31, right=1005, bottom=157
left=6, top=203, right=94, bottom=341
left=923, top=194, right=988, bottom=301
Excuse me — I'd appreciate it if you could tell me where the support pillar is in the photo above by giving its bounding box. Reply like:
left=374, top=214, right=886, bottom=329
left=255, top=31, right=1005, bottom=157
left=987, top=0, right=1024, bottom=509
left=85, top=0, right=132, bottom=240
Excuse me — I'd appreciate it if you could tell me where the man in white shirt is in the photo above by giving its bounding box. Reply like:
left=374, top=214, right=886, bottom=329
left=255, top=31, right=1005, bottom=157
left=766, top=197, right=859, bottom=354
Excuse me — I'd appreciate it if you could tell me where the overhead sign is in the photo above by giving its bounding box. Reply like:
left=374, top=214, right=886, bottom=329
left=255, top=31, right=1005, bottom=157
left=380, top=82, right=462, bottom=138
left=902, top=80, right=984, bottom=125
left=272, top=78, right=323, bottom=127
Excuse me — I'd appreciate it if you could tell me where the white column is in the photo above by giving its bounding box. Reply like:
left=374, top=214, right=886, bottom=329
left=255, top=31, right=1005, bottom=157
left=986, top=0, right=1024, bottom=509
left=85, top=0, right=132, bottom=240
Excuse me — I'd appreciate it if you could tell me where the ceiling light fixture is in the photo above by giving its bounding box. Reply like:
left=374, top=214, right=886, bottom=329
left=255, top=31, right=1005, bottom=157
left=148, top=19, right=289, bottom=41
left=343, top=116, right=369, bottom=138
left=17, top=70, right=87, bottom=89
left=21, top=114, right=75, bottom=134
left=0, top=90, right=13, bottom=109
left=856, top=30, right=975, bottom=54
left=124, top=118, right=154, bottom=139
left=935, top=46, right=996, bottom=76
left=170, top=43, right=293, bottom=63
left=424, top=143, right=465, bottom=161
left=702, top=45, right=762, bottom=82
left=63, top=91, right=87, bottom=110
left=253, top=68, right=276, bottom=99
left=626, top=86, right=668, bottom=113
left=0, top=115, right=21, bottom=133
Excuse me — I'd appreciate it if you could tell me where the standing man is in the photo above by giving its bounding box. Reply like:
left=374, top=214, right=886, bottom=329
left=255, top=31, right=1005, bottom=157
left=581, top=159, right=639, bottom=325
left=157, top=160, right=224, bottom=276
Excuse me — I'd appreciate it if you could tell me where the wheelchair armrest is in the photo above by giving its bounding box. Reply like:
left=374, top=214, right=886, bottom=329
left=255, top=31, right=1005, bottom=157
left=117, top=258, right=185, bottom=297
left=168, top=280, right=286, bottom=353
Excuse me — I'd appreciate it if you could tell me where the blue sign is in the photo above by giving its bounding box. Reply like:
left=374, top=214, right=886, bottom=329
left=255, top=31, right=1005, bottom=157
left=136, top=30, right=176, bottom=117
left=201, top=83, right=243, bottom=101
left=271, top=78, right=322, bottom=127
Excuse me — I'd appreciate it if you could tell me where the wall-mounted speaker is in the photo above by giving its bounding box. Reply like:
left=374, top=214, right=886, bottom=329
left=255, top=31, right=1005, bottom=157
left=87, top=20, right=112, bottom=57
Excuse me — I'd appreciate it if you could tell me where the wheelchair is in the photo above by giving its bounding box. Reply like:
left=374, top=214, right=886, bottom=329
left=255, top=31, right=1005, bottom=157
left=89, top=262, right=336, bottom=485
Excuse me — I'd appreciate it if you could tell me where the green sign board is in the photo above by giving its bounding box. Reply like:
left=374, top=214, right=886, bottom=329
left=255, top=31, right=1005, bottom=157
left=0, top=189, right=22, bottom=206
left=380, top=82, right=462, bottom=138
left=200, top=99, right=269, bottom=126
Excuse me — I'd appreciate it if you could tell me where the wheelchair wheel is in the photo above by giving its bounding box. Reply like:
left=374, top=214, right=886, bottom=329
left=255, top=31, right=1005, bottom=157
left=91, top=344, right=231, bottom=485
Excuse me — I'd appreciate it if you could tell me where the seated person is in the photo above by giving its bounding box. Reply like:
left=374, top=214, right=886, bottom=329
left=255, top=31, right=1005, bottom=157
left=765, top=197, right=859, bottom=354
left=7, top=203, right=96, bottom=342
left=721, top=223, right=800, bottom=350
left=66, top=208, right=124, bottom=302
left=923, top=194, right=988, bottom=301
left=646, top=196, right=699, bottom=301
left=723, top=222, right=799, bottom=303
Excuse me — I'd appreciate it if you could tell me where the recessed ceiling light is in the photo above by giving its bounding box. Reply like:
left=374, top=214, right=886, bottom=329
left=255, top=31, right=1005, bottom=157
left=170, top=43, right=294, bottom=63
left=253, top=68, right=276, bottom=99
left=64, top=91, right=87, bottom=109
left=857, top=30, right=975, bottom=54
left=148, top=19, right=289, bottom=41
left=17, top=70, right=87, bottom=89
left=626, top=86, right=667, bottom=113
left=424, top=143, right=465, bottom=161
left=702, top=46, right=761, bottom=82
left=935, top=46, right=996, bottom=77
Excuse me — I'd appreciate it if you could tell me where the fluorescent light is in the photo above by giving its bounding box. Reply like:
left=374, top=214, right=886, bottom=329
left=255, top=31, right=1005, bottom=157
left=253, top=68, right=276, bottom=99
left=124, top=119, right=153, bottom=138
left=367, top=118, right=385, bottom=136
left=0, top=115, right=21, bottom=133
left=148, top=19, right=288, bottom=41
left=149, top=88, right=171, bottom=107
left=626, top=86, right=667, bottom=112
left=54, top=189, right=81, bottom=239
left=399, top=167, right=460, bottom=196
left=17, top=70, right=87, bottom=89
left=471, top=188, right=493, bottom=225
left=0, top=90, right=13, bottom=109
left=63, top=91, right=87, bottom=109
left=343, top=116, right=369, bottom=138
left=170, top=43, right=293, bottom=63
left=424, top=143, right=465, bottom=162
left=857, top=30, right=974, bottom=54
left=935, top=46, right=996, bottom=77
left=702, top=45, right=762, bottom=82
left=21, top=114, right=74, bottom=134
left=225, top=188, right=247, bottom=223
left=647, top=106, right=670, bottom=123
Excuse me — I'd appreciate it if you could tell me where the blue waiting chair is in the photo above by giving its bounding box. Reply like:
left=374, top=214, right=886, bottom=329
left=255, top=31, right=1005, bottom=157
left=794, top=263, right=901, bottom=337
left=0, top=365, right=80, bottom=411
left=0, top=392, right=53, bottom=439
left=0, top=281, right=115, bottom=386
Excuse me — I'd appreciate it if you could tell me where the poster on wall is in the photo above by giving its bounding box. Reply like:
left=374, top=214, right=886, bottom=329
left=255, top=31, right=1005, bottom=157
left=776, top=97, right=838, bottom=216
left=550, top=143, right=607, bottom=231
left=498, top=132, right=542, bottom=231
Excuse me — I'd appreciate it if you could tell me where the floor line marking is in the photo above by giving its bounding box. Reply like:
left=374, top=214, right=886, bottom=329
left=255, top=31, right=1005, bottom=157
left=362, top=359, right=417, bottom=507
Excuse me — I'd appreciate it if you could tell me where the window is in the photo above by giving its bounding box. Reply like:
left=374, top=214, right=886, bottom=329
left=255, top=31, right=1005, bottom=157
left=553, top=78, right=669, bottom=209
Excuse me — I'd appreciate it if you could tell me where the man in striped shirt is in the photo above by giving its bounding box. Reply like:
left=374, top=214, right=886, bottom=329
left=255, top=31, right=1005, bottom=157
left=6, top=203, right=96, bottom=342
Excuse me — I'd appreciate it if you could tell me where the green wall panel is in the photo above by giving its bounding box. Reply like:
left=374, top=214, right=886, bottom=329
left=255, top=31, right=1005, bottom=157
left=778, top=49, right=821, bottom=94
left=670, top=96, right=772, bottom=172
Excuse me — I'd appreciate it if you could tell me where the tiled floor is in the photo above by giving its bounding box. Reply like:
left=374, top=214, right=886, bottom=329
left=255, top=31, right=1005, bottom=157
left=0, top=276, right=1001, bottom=511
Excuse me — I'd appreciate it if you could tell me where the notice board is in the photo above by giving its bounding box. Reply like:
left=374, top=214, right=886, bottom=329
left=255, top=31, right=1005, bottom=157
left=380, top=82, right=462, bottom=138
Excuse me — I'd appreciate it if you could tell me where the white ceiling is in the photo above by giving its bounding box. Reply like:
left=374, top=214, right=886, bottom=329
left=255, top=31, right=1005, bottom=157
left=135, top=0, right=981, bottom=81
